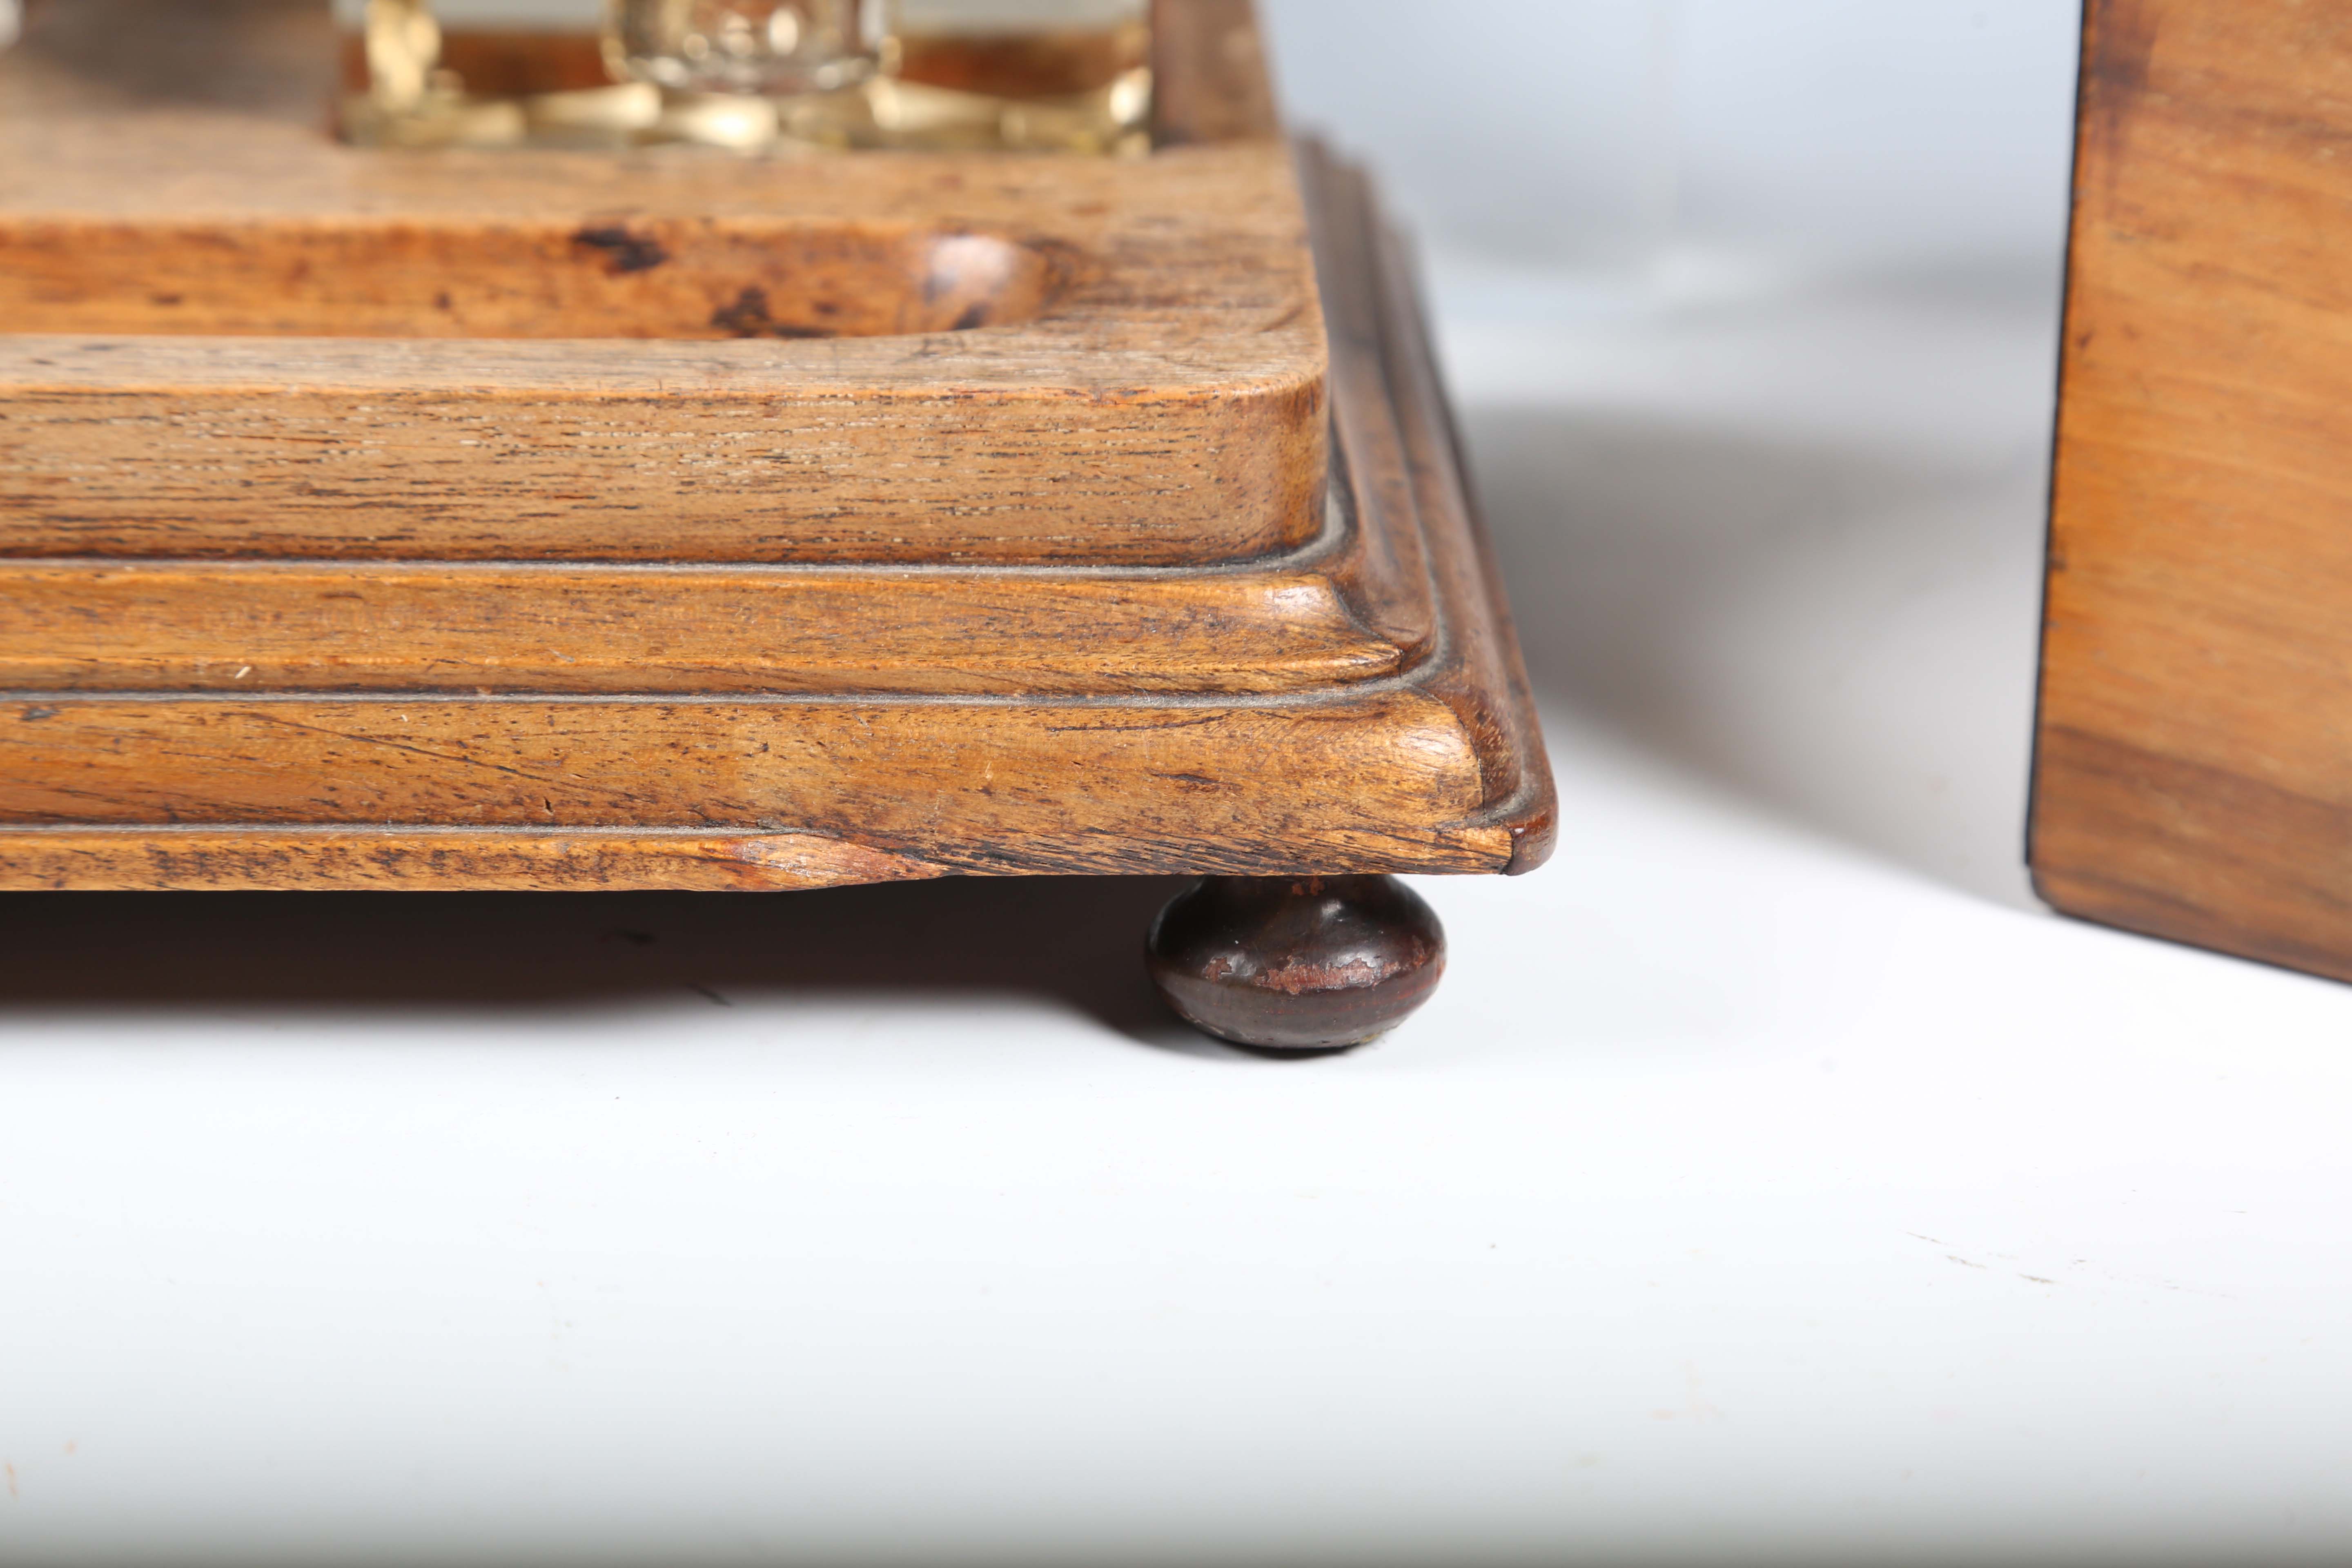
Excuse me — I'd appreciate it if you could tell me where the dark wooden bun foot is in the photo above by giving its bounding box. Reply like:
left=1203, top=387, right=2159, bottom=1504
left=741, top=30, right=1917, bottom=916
left=1145, top=875, right=1446, bottom=1053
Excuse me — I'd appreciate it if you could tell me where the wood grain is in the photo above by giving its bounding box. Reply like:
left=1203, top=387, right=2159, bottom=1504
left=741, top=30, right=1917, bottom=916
left=0, top=691, right=1494, bottom=870
left=0, top=552, right=1410, bottom=695
left=2032, top=0, right=2352, bottom=979
left=0, top=136, right=1555, bottom=890
left=0, top=0, right=1324, bottom=566
left=0, top=217, right=1077, bottom=340
left=0, top=350, right=1323, bottom=564
left=0, top=827, right=946, bottom=892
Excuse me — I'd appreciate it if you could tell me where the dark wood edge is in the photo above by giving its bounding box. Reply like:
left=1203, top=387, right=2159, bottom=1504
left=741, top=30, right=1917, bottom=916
left=2023, top=0, right=2101, bottom=909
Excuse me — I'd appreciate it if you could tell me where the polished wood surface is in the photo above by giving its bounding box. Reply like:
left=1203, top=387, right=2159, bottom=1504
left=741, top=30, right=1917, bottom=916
left=2032, top=0, right=2352, bottom=979
left=0, top=0, right=1322, bottom=566
left=0, top=136, right=1556, bottom=891
left=0, top=828, right=945, bottom=893
left=1, top=216, right=1079, bottom=340
left=0, top=553, right=1408, bottom=696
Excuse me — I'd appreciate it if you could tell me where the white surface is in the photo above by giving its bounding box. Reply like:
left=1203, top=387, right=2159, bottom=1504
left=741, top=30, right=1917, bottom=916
left=12, top=3, right=2352, bottom=1564
left=9, top=258, right=2352, bottom=1568
left=1261, top=0, right=2081, bottom=271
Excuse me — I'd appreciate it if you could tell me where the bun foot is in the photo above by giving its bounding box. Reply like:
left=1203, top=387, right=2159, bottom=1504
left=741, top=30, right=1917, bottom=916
left=1145, top=875, right=1446, bottom=1053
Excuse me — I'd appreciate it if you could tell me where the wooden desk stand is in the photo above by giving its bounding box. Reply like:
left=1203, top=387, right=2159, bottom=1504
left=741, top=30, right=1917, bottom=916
left=2032, top=1, right=2352, bottom=984
left=0, top=0, right=1553, bottom=1049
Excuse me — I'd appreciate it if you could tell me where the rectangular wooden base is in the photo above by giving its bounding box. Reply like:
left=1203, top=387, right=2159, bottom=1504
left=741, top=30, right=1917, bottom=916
left=0, top=133, right=1553, bottom=890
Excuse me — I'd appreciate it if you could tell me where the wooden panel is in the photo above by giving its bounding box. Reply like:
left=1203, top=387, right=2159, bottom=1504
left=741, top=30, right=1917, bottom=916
left=2032, top=0, right=2352, bottom=978
left=0, top=0, right=1325, bottom=566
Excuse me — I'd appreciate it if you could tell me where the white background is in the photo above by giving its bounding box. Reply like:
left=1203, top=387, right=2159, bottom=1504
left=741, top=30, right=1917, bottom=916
left=14, top=3, right=2352, bottom=1565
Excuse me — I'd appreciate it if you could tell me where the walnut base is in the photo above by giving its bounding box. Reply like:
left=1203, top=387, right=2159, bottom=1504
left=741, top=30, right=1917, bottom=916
left=0, top=3, right=1552, bottom=903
